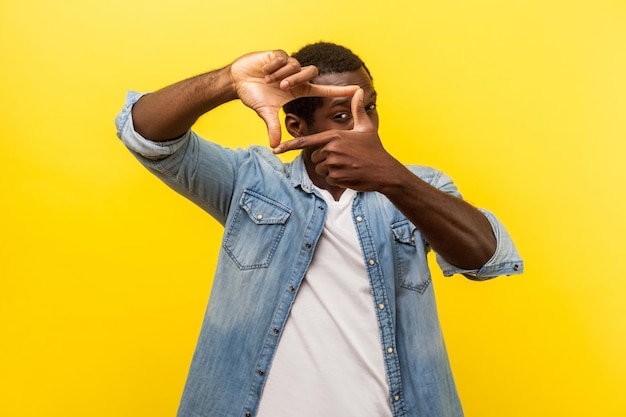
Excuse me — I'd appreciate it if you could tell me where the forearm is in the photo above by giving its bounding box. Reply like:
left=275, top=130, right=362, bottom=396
left=381, top=164, right=497, bottom=270
left=132, top=66, right=237, bottom=141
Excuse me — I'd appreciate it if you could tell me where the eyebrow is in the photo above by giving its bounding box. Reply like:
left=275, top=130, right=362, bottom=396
left=328, top=97, right=351, bottom=107
left=329, top=91, right=377, bottom=107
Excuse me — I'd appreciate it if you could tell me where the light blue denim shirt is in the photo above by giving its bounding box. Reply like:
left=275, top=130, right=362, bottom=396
left=116, top=91, right=523, bottom=417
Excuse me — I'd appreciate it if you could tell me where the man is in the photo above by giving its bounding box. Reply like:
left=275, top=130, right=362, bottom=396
left=115, top=42, right=523, bottom=417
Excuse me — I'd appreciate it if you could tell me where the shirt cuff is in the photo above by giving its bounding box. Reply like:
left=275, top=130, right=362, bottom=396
left=437, top=209, right=524, bottom=280
left=115, top=91, right=189, bottom=159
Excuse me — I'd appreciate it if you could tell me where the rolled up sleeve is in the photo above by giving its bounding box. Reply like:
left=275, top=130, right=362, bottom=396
left=114, top=91, right=189, bottom=159
left=437, top=209, right=524, bottom=280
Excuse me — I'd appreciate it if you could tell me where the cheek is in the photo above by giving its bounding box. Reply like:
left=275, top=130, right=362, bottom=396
left=309, top=120, right=353, bottom=133
left=330, top=118, right=355, bottom=131
left=371, top=112, right=380, bottom=129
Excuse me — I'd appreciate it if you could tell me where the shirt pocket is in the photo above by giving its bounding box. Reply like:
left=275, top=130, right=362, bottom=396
left=224, top=190, right=292, bottom=270
left=391, top=220, right=432, bottom=293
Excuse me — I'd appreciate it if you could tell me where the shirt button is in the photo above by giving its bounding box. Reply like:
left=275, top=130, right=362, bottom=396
left=394, top=394, right=400, bottom=402
left=378, top=303, right=385, bottom=310
left=258, top=370, right=264, bottom=376
left=356, top=215, right=363, bottom=222
left=513, top=264, right=519, bottom=271
left=387, top=347, right=394, bottom=354
left=368, top=259, right=376, bottom=266
left=289, top=285, right=295, bottom=292
left=246, top=413, right=252, bottom=417
left=305, top=242, right=312, bottom=249
left=273, top=328, right=279, bottom=334
left=256, top=214, right=263, bottom=220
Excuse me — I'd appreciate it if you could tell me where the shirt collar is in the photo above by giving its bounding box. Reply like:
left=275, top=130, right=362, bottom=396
left=286, top=153, right=315, bottom=194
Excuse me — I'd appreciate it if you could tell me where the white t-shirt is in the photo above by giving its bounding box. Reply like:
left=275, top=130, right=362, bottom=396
left=257, top=188, right=392, bottom=417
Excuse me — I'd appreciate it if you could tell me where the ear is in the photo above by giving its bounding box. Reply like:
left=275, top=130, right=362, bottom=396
left=284, top=113, right=308, bottom=138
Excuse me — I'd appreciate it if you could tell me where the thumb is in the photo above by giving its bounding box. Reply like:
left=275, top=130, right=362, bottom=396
left=351, top=88, right=372, bottom=132
left=257, top=108, right=282, bottom=148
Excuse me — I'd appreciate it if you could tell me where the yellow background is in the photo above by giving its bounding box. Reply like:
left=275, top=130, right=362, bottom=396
left=2, top=0, right=625, bottom=416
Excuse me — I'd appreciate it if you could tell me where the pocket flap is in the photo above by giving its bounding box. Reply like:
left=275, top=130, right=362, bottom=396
left=239, top=190, right=292, bottom=225
left=391, top=220, right=417, bottom=245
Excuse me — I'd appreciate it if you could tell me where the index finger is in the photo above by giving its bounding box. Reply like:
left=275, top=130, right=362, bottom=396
left=279, top=69, right=360, bottom=97
left=304, top=83, right=360, bottom=98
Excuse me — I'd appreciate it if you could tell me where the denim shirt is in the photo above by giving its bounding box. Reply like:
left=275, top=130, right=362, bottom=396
left=116, top=91, right=523, bottom=417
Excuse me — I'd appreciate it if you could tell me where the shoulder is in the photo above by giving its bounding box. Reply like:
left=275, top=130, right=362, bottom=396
left=405, top=164, right=451, bottom=186
left=405, top=165, right=440, bottom=181
left=405, top=165, right=462, bottom=198
left=244, top=145, right=288, bottom=172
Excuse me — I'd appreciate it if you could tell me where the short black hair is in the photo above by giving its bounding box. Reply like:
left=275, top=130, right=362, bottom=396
left=283, top=42, right=372, bottom=125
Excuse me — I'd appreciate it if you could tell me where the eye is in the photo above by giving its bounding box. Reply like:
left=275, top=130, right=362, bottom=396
left=332, top=112, right=352, bottom=121
left=366, top=103, right=377, bottom=112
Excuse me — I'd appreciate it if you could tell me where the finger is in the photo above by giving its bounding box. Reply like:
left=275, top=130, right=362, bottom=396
left=310, top=147, right=326, bottom=164
left=261, top=50, right=290, bottom=75
left=276, top=65, right=318, bottom=88
left=350, top=88, right=374, bottom=132
left=306, top=83, right=360, bottom=98
left=315, top=160, right=329, bottom=177
left=256, top=107, right=282, bottom=148
left=272, top=131, right=334, bottom=154
left=265, top=58, right=307, bottom=84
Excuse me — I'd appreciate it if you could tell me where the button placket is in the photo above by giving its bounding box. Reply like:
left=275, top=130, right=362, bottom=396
left=352, top=197, right=406, bottom=415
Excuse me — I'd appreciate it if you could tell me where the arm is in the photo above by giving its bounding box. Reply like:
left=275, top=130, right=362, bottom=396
left=131, top=50, right=360, bottom=146
left=274, top=89, right=497, bottom=269
left=131, top=65, right=237, bottom=141
left=377, top=164, right=496, bottom=269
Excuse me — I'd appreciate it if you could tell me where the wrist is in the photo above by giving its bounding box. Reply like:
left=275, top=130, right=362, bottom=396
left=377, top=159, right=415, bottom=196
left=198, top=65, right=238, bottom=106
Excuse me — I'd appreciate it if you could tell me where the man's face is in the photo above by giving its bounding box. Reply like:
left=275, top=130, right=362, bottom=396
left=303, top=67, right=378, bottom=135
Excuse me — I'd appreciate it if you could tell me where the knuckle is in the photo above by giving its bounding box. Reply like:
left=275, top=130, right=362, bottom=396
left=286, top=60, right=300, bottom=71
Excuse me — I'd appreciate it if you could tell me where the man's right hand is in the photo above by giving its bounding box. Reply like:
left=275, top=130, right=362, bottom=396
left=229, top=50, right=359, bottom=148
